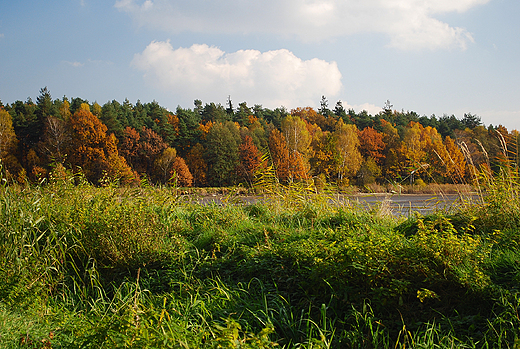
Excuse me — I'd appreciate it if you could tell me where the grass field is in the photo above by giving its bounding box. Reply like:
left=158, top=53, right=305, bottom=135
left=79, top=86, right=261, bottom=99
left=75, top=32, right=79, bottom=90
left=1, top=168, right=520, bottom=348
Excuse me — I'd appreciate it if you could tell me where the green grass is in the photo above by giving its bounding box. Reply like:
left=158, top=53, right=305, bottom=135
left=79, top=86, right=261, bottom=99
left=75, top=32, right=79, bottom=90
left=1, top=171, right=520, bottom=348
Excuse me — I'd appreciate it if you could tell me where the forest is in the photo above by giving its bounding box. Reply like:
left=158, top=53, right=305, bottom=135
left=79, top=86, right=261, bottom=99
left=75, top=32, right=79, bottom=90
left=3, top=89, right=520, bottom=348
left=0, top=87, right=516, bottom=188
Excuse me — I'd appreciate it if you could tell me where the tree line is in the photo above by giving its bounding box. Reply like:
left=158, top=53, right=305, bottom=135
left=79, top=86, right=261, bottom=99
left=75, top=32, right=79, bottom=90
left=0, top=88, right=516, bottom=187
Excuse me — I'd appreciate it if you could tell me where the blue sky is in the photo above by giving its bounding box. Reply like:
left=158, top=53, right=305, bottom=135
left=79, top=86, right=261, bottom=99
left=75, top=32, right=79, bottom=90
left=1, top=0, right=519, bottom=130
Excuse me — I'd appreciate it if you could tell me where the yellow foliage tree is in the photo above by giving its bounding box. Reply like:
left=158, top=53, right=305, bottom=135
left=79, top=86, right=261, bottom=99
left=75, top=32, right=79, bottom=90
left=0, top=109, right=21, bottom=174
left=281, top=115, right=311, bottom=174
left=334, top=120, right=362, bottom=181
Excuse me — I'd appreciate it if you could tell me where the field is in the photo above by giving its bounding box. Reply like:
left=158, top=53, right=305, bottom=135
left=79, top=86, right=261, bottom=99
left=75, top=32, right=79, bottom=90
left=1, top=170, right=520, bottom=348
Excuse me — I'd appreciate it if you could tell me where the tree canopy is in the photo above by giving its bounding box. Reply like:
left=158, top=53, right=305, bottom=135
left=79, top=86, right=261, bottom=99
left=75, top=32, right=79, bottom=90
left=1, top=90, right=514, bottom=187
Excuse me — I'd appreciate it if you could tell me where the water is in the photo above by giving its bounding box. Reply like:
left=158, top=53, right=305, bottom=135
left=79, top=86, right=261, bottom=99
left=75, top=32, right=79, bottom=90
left=189, top=193, right=479, bottom=217
left=350, top=193, right=478, bottom=217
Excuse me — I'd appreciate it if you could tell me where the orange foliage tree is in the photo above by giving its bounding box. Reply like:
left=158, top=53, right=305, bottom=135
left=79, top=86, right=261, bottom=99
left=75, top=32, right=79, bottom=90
left=443, top=136, right=466, bottom=183
left=185, top=143, right=207, bottom=187
left=119, top=126, right=141, bottom=170
left=268, top=129, right=290, bottom=182
left=66, top=106, right=133, bottom=183
left=238, top=135, right=262, bottom=185
left=358, top=127, right=385, bottom=164
left=171, top=156, right=193, bottom=187
left=139, top=126, right=168, bottom=177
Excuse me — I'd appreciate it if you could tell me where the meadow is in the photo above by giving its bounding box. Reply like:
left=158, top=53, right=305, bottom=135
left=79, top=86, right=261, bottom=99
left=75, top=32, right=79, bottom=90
left=1, top=167, right=520, bottom=348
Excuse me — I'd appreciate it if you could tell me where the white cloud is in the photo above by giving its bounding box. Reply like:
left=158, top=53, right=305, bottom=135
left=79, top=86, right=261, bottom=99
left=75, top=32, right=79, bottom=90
left=63, top=61, right=85, bottom=67
left=131, top=41, right=342, bottom=108
left=115, top=0, right=490, bottom=50
left=62, top=59, right=113, bottom=68
left=347, top=102, right=382, bottom=116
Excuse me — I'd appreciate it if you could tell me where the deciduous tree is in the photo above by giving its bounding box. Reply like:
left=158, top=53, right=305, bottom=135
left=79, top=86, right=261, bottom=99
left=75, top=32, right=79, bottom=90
left=334, top=120, right=362, bottom=181
left=282, top=115, right=311, bottom=173
left=310, top=128, right=338, bottom=178
left=66, top=108, right=133, bottom=183
left=358, top=127, right=385, bottom=164
left=139, top=126, right=168, bottom=176
left=444, top=136, right=466, bottom=183
left=268, top=129, right=290, bottom=182
left=238, top=135, right=262, bottom=185
left=40, top=116, right=68, bottom=164
left=155, top=147, right=178, bottom=183
left=171, top=156, right=193, bottom=187
left=186, top=143, right=207, bottom=186
left=0, top=108, right=21, bottom=173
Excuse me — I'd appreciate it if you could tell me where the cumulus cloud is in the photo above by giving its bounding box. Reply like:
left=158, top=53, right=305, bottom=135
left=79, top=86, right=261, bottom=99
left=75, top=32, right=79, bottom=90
left=347, top=102, right=382, bottom=116
left=115, top=0, right=490, bottom=50
left=131, top=41, right=342, bottom=108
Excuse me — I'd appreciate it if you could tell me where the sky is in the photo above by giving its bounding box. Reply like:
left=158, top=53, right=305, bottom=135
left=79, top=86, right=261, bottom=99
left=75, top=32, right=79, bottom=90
left=1, top=0, right=519, bottom=130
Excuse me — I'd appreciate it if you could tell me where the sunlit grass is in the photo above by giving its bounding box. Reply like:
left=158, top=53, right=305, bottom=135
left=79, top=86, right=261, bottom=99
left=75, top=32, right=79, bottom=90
left=1, top=155, right=520, bottom=348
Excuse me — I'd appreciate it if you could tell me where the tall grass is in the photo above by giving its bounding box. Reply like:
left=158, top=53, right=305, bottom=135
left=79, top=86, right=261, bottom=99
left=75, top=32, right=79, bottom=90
left=2, top=149, right=520, bottom=348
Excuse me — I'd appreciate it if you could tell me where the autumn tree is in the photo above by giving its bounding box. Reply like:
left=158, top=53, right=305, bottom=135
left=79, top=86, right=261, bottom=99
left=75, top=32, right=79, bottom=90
left=0, top=109, right=21, bottom=173
left=334, top=120, right=362, bottom=182
left=292, top=106, right=336, bottom=132
left=281, top=114, right=311, bottom=175
left=238, top=135, right=262, bottom=185
left=268, top=129, right=290, bottom=182
left=186, top=143, right=207, bottom=186
left=310, top=128, right=338, bottom=178
left=66, top=106, right=133, bottom=184
left=40, top=115, right=68, bottom=164
left=443, top=136, right=466, bottom=183
left=139, top=126, right=168, bottom=176
left=380, top=119, right=404, bottom=180
left=288, top=150, right=309, bottom=181
left=59, top=97, right=72, bottom=120
left=358, top=127, right=385, bottom=164
left=422, top=125, right=451, bottom=182
left=155, top=147, right=178, bottom=183
left=155, top=147, right=193, bottom=186
left=171, top=156, right=193, bottom=187
left=357, top=157, right=382, bottom=186
left=119, top=126, right=141, bottom=171
left=268, top=129, right=307, bottom=182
